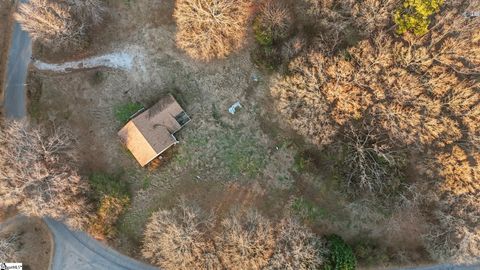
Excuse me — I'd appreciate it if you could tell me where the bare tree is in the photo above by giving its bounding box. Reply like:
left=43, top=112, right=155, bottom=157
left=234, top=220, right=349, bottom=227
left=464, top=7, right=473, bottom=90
left=0, top=121, right=92, bottom=229
left=141, top=202, right=220, bottom=270
left=425, top=191, right=480, bottom=263
left=14, top=0, right=85, bottom=51
left=342, top=123, right=406, bottom=194
left=142, top=203, right=327, bottom=269
left=270, top=53, right=339, bottom=147
left=435, top=146, right=479, bottom=195
left=266, top=218, right=326, bottom=270
left=66, top=0, right=106, bottom=25
left=215, top=210, right=275, bottom=270
left=173, top=0, right=252, bottom=61
left=256, top=0, right=293, bottom=41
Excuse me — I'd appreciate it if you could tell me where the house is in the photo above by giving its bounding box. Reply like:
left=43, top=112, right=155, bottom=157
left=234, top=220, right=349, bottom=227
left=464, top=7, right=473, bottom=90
left=118, top=95, right=190, bottom=167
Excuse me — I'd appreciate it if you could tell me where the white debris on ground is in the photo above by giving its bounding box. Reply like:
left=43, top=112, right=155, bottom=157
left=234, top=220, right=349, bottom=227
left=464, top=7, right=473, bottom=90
left=228, top=101, right=242, bottom=114
left=33, top=52, right=134, bottom=72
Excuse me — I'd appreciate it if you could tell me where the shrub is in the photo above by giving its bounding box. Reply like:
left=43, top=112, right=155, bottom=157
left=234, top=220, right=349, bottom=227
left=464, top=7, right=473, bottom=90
left=324, top=235, right=356, bottom=270
left=93, top=71, right=106, bottom=84
left=88, top=172, right=130, bottom=240
left=89, top=195, right=130, bottom=240
left=88, top=172, right=130, bottom=198
left=114, top=102, right=144, bottom=123
left=394, top=0, right=444, bottom=35
left=253, top=19, right=274, bottom=47
left=173, top=0, right=252, bottom=61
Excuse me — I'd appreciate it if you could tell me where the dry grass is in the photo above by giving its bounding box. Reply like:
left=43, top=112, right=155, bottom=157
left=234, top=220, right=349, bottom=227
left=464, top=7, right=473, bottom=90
left=173, top=0, right=252, bottom=61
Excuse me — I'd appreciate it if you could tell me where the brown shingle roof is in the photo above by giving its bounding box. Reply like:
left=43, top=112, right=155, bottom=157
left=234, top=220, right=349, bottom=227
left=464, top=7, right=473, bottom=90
left=118, top=95, right=188, bottom=166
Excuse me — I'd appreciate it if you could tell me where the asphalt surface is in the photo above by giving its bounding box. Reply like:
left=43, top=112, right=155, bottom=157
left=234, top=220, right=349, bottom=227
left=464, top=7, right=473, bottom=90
left=3, top=0, right=31, bottom=119
left=399, top=264, right=480, bottom=270
left=44, top=218, right=158, bottom=270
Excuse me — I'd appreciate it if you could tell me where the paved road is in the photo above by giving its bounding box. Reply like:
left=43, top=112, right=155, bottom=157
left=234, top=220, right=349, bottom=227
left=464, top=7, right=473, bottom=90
left=44, top=218, right=158, bottom=270
left=3, top=0, right=31, bottom=119
left=398, top=263, right=480, bottom=270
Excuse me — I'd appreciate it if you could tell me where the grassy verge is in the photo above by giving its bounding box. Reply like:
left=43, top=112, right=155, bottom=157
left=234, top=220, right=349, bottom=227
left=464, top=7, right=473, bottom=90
left=114, top=102, right=144, bottom=124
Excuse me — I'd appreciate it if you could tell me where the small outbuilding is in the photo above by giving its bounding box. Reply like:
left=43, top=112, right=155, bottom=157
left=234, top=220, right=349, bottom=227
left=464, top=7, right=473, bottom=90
left=118, top=95, right=190, bottom=167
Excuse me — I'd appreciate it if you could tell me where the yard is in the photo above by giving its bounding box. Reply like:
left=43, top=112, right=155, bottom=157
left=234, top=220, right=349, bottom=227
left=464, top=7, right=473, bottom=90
left=23, top=0, right=453, bottom=268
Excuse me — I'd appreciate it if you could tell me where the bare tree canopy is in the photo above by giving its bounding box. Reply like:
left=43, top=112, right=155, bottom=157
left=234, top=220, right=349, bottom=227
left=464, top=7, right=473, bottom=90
left=14, top=0, right=105, bottom=51
left=271, top=0, right=479, bottom=262
left=142, top=203, right=325, bottom=270
left=173, top=0, right=252, bottom=61
left=0, top=121, right=92, bottom=229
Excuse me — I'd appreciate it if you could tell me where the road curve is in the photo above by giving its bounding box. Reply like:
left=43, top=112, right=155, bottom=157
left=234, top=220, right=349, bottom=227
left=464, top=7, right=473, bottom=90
left=398, top=263, right=480, bottom=270
left=44, top=218, right=158, bottom=270
left=3, top=0, right=31, bottom=119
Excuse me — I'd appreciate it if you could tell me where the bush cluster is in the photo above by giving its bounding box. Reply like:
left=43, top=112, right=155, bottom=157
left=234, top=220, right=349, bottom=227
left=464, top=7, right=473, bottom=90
left=394, top=0, right=444, bottom=35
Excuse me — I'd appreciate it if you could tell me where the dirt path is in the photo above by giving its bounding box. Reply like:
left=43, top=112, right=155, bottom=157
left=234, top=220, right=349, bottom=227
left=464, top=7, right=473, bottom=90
left=33, top=52, right=138, bottom=72
left=44, top=218, right=157, bottom=270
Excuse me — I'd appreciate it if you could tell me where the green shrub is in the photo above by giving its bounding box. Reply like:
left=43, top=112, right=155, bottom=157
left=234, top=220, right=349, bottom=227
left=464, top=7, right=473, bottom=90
left=114, top=102, right=144, bottom=123
left=324, top=235, right=356, bottom=270
left=394, top=0, right=444, bottom=35
left=93, top=71, right=106, bottom=84
left=88, top=173, right=131, bottom=239
left=253, top=18, right=274, bottom=47
left=89, top=172, right=130, bottom=199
